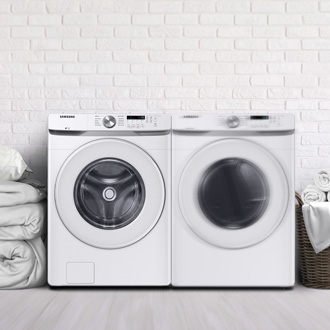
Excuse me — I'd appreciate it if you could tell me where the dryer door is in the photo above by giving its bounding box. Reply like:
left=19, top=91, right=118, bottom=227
left=179, top=139, right=289, bottom=249
left=55, top=139, right=165, bottom=249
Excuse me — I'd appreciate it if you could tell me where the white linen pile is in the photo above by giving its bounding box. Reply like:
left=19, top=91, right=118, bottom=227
left=302, top=169, right=330, bottom=204
left=302, top=203, right=330, bottom=254
left=0, top=180, right=47, bottom=289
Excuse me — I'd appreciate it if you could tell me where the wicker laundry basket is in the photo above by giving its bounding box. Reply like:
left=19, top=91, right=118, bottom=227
left=296, top=192, right=330, bottom=289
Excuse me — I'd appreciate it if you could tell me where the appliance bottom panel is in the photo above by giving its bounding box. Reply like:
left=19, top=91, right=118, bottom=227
left=172, top=211, right=295, bottom=287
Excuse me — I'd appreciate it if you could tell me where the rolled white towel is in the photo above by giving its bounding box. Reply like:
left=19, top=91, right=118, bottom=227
left=302, top=185, right=326, bottom=204
left=0, top=237, right=46, bottom=289
left=314, top=169, right=330, bottom=192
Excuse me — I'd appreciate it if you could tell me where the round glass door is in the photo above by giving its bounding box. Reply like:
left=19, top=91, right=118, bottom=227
left=74, top=158, right=145, bottom=230
left=179, top=139, right=289, bottom=249
left=198, top=158, right=269, bottom=230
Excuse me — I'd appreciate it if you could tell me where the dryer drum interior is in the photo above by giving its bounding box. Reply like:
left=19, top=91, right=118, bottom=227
left=74, top=158, right=146, bottom=230
left=198, top=157, right=269, bottom=230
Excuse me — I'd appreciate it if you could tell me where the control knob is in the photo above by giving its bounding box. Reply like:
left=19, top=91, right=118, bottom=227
left=226, top=115, right=239, bottom=128
left=103, top=115, right=116, bottom=129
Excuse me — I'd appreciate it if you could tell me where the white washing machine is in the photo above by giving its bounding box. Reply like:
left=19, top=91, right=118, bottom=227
left=48, top=113, right=171, bottom=286
left=172, top=113, right=295, bottom=287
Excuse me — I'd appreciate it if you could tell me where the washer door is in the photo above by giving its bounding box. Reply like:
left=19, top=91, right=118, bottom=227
left=179, top=139, right=289, bottom=249
left=55, top=139, right=165, bottom=249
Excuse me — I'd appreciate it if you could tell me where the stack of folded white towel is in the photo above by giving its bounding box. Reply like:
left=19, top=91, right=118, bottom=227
left=0, top=146, right=46, bottom=289
left=302, top=169, right=330, bottom=204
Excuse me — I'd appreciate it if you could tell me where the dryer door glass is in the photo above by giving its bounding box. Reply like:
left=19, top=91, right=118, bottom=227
left=74, top=158, right=145, bottom=230
left=198, top=158, right=269, bottom=229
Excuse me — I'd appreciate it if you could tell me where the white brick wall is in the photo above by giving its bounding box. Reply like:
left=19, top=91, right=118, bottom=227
left=0, top=0, right=328, bottom=191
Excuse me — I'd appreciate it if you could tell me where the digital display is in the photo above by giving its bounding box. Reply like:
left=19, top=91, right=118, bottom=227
left=127, top=116, right=145, bottom=120
left=250, top=116, right=269, bottom=120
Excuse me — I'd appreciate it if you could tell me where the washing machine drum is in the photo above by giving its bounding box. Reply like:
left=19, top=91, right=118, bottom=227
left=179, top=139, right=289, bottom=249
left=74, top=158, right=145, bottom=230
left=55, top=139, right=165, bottom=249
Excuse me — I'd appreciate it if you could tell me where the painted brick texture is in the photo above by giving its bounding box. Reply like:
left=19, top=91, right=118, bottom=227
left=0, top=0, right=328, bottom=190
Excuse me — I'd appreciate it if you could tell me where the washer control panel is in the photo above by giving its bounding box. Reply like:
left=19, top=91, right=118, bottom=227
left=48, top=113, right=171, bottom=131
left=126, top=115, right=159, bottom=129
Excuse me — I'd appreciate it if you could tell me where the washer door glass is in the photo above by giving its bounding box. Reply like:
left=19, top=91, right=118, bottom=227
left=198, top=158, right=269, bottom=230
left=74, top=158, right=145, bottom=230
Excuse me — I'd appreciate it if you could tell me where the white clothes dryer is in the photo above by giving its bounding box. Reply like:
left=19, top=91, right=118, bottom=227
left=172, top=114, right=295, bottom=287
left=48, top=113, right=171, bottom=286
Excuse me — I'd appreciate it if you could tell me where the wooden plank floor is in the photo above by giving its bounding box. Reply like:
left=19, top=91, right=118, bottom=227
left=0, top=284, right=329, bottom=330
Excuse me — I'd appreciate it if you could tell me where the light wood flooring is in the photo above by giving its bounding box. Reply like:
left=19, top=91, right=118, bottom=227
left=0, top=284, right=330, bottom=330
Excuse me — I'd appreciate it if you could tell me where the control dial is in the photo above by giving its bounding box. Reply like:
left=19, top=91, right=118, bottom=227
left=103, top=115, right=116, bottom=129
left=226, top=115, right=240, bottom=128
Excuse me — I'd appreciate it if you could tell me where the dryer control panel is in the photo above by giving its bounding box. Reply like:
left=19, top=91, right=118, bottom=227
left=219, top=114, right=293, bottom=130
left=48, top=113, right=171, bottom=131
left=172, top=113, right=294, bottom=132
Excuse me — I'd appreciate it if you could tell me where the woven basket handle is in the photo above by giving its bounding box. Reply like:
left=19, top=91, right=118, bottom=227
left=295, top=192, right=304, bottom=207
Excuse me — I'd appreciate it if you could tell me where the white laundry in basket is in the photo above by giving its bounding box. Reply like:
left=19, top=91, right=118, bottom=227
left=302, top=202, right=330, bottom=253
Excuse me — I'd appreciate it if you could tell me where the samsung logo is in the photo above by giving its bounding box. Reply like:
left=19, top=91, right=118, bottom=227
left=60, top=115, right=75, bottom=118
left=183, top=115, right=199, bottom=119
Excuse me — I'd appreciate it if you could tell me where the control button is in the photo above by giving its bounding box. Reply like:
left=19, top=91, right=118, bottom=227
left=226, top=115, right=240, bottom=128
left=103, top=115, right=116, bottom=129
